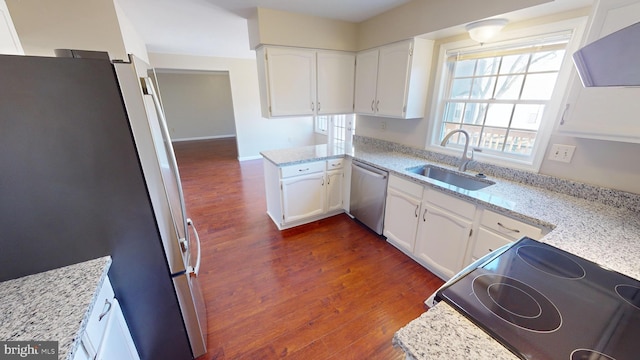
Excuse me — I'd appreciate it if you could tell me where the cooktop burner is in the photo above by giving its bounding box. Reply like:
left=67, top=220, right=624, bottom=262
left=437, top=237, right=640, bottom=360
left=615, top=284, right=640, bottom=310
left=517, top=245, right=586, bottom=279
left=472, top=274, right=561, bottom=333
left=570, top=349, right=616, bottom=360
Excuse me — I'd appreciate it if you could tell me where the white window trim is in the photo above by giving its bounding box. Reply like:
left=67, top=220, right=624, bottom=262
left=426, top=17, right=588, bottom=171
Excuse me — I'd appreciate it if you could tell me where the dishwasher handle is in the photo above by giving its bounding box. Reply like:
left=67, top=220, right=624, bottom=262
left=352, top=162, right=387, bottom=179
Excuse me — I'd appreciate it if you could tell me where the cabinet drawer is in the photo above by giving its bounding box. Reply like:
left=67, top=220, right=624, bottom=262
left=481, top=210, right=542, bottom=240
left=388, top=175, right=423, bottom=199
left=326, top=158, right=344, bottom=170
left=425, top=189, right=475, bottom=219
left=84, top=278, right=115, bottom=348
left=280, top=161, right=325, bottom=178
left=471, top=227, right=513, bottom=261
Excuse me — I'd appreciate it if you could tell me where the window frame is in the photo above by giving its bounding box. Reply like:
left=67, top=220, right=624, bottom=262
left=426, top=17, right=587, bottom=171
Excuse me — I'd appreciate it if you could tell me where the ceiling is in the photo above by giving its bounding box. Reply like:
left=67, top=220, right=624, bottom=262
left=116, top=0, right=411, bottom=59
left=116, top=0, right=592, bottom=59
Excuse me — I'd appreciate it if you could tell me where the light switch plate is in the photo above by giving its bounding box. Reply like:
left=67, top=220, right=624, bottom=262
left=548, top=144, right=576, bottom=163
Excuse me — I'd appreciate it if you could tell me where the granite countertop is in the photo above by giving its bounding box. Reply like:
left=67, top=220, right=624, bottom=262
left=0, top=256, right=112, bottom=360
left=260, top=138, right=640, bottom=359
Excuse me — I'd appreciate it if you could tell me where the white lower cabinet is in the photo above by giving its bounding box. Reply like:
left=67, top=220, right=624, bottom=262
left=264, top=158, right=345, bottom=229
left=414, top=202, right=474, bottom=280
left=383, top=174, right=547, bottom=280
left=282, top=170, right=325, bottom=223
left=74, top=277, right=139, bottom=360
left=326, top=168, right=344, bottom=213
left=465, top=209, right=545, bottom=265
left=384, top=175, right=476, bottom=280
left=414, top=189, right=476, bottom=280
left=384, top=176, right=423, bottom=254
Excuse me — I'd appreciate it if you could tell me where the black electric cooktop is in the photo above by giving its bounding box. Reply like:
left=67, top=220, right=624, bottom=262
left=436, top=237, right=640, bottom=360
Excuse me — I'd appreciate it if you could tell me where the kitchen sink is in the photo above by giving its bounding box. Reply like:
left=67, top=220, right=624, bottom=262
left=406, top=165, right=494, bottom=191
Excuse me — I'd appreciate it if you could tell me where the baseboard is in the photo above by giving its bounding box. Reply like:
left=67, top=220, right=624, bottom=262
left=238, top=155, right=263, bottom=161
left=171, top=134, right=236, bottom=142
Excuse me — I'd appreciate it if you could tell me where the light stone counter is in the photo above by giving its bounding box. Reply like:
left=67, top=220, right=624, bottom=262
left=0, top=257, right=112, bottom=360
left=261, top=137, right=640, bottom=359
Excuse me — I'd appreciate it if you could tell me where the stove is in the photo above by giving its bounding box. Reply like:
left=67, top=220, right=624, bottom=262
left=436, top=237, right=640, bottom=360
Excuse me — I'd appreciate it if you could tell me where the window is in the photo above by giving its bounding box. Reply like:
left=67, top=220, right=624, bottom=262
left=315, top=114, right=356, bottom=144
left=430, top=21, right=585, bottom=169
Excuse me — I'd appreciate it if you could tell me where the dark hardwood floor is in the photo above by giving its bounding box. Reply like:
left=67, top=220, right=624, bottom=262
left=173, top=138, right=444, bottom=360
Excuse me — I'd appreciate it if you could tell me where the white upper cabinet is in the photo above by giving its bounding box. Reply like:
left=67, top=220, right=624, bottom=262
left=257, top=47, right=317, bottom=117
left=354, top=48, right=380, bottom=115
left=558, top=0, right=640, bottom=143
left=0, top=0, right=23, bottom=55
left=256, top=46, right=355, bottom=118
left=354, top=38, right=433, bottom=119
left=316, top=51, right=356, bottom=115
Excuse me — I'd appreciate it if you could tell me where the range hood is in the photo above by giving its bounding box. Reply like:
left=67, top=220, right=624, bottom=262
left=572, top=21, right=640, bottom=87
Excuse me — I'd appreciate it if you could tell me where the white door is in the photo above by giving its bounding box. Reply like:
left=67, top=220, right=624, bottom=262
left=317, top=51, right=355, bottom=115
left=375, top=40, right=412, bottom=117
left=353, top=48, right=379, bottom=115
left=266, top=47, right=316, bottom=116
left=414, top=203, right=473, bottom=280
left=326, top=169, right=344, bottom=213
left=383, top=188, right=421, bottom=254
left=281, top=172, right=325, bottom=223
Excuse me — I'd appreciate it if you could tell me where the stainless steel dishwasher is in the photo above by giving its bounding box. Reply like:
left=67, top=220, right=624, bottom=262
left=349, top=161, right=388, bottom=235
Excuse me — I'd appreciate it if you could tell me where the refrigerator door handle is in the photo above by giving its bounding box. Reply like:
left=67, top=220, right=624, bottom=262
left=140, top=76, right=191, bottom=251
left=186, top=218, right=202, bottom=277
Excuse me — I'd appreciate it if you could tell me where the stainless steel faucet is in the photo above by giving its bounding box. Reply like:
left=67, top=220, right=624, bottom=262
left=440, top=129, right=473, bottom=172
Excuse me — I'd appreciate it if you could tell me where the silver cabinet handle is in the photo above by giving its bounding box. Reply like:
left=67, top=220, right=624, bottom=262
left=311, top=102, right=315, bottom=111
left=423, top=208, right=428, bottom=222
left=298, top=168, right=309, bottom=172
left=414, top=204, right=419, bottom=218
left=98, top=298, right=112, bottom=321
left=321, top=177, right=325, bottom=186
left=317, top=102, right=321, bottom=112
left=371, top=99, right=375, bottom=111
left=497, top=222, right=520, bottom=233
left=375, top=100, right=380, bottom=112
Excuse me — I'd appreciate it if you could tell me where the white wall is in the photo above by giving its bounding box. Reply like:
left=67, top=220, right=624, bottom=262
left=6, top=0, right=128, bottom=59
left=113, top=0, right=149, bottom=63
left=155, top=70, right=236, bottom=141
left=148, top=52, right=315, bottom=160
left=248, top=7, right=358, bottom=51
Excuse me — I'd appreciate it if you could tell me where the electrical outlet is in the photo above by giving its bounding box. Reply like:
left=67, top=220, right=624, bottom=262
left=548, top=144, right=576, bottom=163
left=381, top=121, right=387, bottom=131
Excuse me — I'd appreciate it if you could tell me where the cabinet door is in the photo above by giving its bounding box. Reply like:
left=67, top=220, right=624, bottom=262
left=470, top=227, right=512, bottom=263
left=95, top=298, right=140, bottom=360
left=375, top=40, right=412, bottom=118
left=383, top=187, right=421, bottom=254
left=415, top=203, right=473, bottom=280
left=559, top=0, right=640, bottom=143
left=0, top=0, right=23, bottom=55
left=353, top=48, right=379, bottom=115
left=265, top=47, right=316, bottom=116
left=281, top=172, right=325, bottom=223
left=326, top=169, right=344, bottom=212
left=317, top=51, right=355, bottom=115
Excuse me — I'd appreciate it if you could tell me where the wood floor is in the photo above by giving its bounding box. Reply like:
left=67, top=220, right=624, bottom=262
left=173, top=138, right=444, bottom=360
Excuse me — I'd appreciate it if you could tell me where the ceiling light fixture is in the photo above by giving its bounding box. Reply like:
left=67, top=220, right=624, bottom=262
left=465, top=18, right=508, bottom=44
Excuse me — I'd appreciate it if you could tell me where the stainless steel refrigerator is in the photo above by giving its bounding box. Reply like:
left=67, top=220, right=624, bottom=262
left=0, top=53, right=206, bottom=359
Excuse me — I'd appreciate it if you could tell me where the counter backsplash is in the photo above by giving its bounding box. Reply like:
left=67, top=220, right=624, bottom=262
left=353, top=135, right=640, bottom=213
